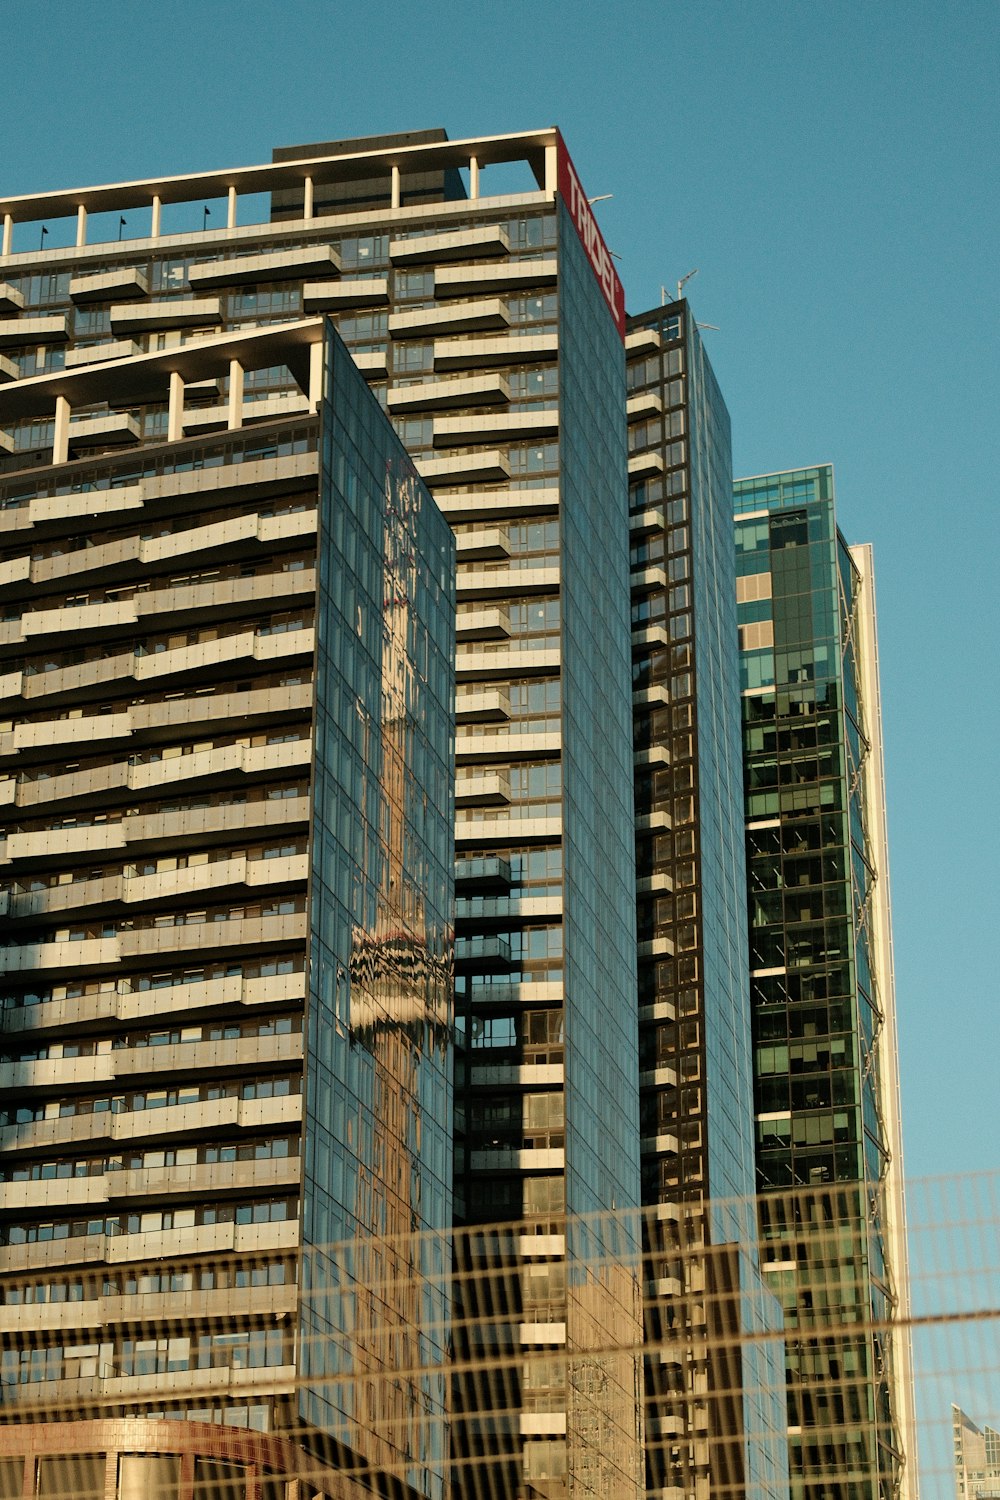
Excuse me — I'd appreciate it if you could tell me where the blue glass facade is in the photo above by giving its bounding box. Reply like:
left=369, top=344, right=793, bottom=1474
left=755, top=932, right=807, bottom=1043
left=300, top=331, right=455, bottom=1496
left=557, top=203, right=644, bottom=1497
left=557, top=205, right=641, bottom=1227
left=735, top=465, right=900, bottom=1500
left=628, top=303, right=787, bottom=1500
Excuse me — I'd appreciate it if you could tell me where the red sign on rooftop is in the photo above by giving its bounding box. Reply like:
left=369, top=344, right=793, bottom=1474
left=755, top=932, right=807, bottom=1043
left=555, top=132, right=626, bottom=341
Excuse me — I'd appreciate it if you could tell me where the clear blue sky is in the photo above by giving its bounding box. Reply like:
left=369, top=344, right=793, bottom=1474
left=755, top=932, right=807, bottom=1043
left=5, top=0, right=996, bottom=1172
left=3, top=1, right=998, bottom=1471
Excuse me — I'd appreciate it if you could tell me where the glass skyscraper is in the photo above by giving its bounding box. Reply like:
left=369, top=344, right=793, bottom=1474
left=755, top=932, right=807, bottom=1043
left=627, top=301, right=787, bottom=1500
left=735, top=466, right=915, bottom=1500
left=0, top=128, right=915, bottom=1500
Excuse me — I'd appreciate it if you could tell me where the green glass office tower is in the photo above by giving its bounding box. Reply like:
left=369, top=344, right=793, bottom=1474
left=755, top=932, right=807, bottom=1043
left=734, top=467, right=915, bottom=1500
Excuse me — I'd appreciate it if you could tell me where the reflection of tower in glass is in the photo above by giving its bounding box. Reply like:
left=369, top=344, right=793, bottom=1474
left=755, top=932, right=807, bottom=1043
left=346, top=453, right=450, bottom=1488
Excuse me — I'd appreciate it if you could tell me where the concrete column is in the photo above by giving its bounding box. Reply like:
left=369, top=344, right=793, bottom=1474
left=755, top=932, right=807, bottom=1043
left=52, top=396, right=70, bottom=466
left=390, top=164, right=401, bottom=210
left=309, top=338, right=324, bottom=411
left=544, top=143, right=558, bottom=194
left=469, top=155, right=480, bottom=199
left=303, top=175, right=314, bottom=221
left=2, top=214, right=13, bottom=257
left=167, top=371, right=184, bottom=442
left=227, top=359, right=244, bottom=429
left=227, top=185, right=237, bottom=229
left=75, top=205, right=87, bottom=247
left=151, top=194, right=162, bottom=239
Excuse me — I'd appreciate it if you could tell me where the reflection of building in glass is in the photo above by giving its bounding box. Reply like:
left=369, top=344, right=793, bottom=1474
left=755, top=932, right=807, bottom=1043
left=0, top=310, right=454, bottom=1497
left=626, top=301, right=788, bottom=1500
left=735, top=467, right=915, bottom=1500
left=0, top=126, right=647, bottom=1498
left=954, top=1407, right=1000, bottom=1500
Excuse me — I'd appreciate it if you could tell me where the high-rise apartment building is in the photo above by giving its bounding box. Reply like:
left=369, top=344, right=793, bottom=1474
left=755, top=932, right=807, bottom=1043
left=0, top=306, right=456, bottom=1498
left=0, top=130, right=645, bottom=1498
left=626, top=301, right=787, bottom=1500
left=953, top=1407, right=1000, bottom=1500
left=0, top=128, right=916, bottom=1500
left=734, top=466, right=915, bottom=1500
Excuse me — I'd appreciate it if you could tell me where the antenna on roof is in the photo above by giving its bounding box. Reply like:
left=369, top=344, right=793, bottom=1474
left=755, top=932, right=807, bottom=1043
left=675, top=268, right=699, bottom=301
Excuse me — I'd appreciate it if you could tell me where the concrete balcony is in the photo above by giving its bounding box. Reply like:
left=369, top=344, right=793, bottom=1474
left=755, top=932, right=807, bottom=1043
left=456, top=564, right=559, bottom=600
left=455, top=607, right=511, bottom=642
left=433, top=332, right=557, bottom=371
left=633, top=684, right=670, bottom=710
left=350, top=348, right=388, bottom=377
left=630, top=565, right=668, bottom=595
left=470, top=1147, right=564, bottom=1173
left=1, top=685, right=311, bottom=769
left=19, top=569, right=315, bottom=645
left=455, top=526, right=510, bottom=561
left=13, top=628, right=313, bottom=708
left=628, top=449, right=665, bottom=480
left=625, top=326, right=661, bottom=355
left=416, top=449, right=510, bottom=486
left=0, top=353, right=18, bottom=382
left=470, top=1062, right=564, bottom=1088
left=638, top=936, right=677, bottom=960
left=121, top=851, right=307, bottom=908
left=68, top=411, right=142, bottom=449
left=627, top=390, right=663, bottom=420
left=641, top=1133, right=680, bottom=1156
left=455, top=646, right=560, bottom=681
left=389, top=224, right=510, bottom=264
left=454, top=934, right=513, bottom=970
left=69, top=267, right=149, bottom=303
left=112, top=1030, right=302, bottom=1081
left=387, top=372, right=510, bottom=413
left=433, top=486, right=559, bottom=524
left=635, top=810, right=673, bottom=834
left=0, top=1174, right=109, bottom=1216
left=114, top=1152, right=300, bottom=1204
left=629, top=504, right=665, bottom=536
left=63, top=339, right=142, bottom=369
left=13, top=509, right=316, bottom=596
left=0, top=314, right=69, bottom=347
left=433, top=408, right=558, bottom=447
left=456, top=730, right=560, bottom=764
left=466, top=980, right=562, bottom=1008
left=0, top=282, right=25, bottom=313
left=455, top=773, right=511, bottom=808
left=640, top=1066, right=679, bottom=1092
left=454, top=814, right=561, bottom=846
left=634, top=745, right=671, bottom=770
left=6, top=796, right=310, bottom=865
left=636, top=871, right=674, bottom=895
left=116, top=912, right=307, bottom=964
left=454, top=688, right=511, bottom=723
left=435, top=259, right=558, bottom=298
left=109, top=298, right=222, bottom=333
left=3, top=1283, right=297, bottom=1338
left=518, top=1322, right=567, bottom=1346
left=189, top=244, right=341, bottom=288
left=303, top=277, right=387, bottom=310
left=455, top=895, right=561, bottom=925
left=0, top=935, right=118, bottom=978
left=5, top=822, right=121, bottom=863
left=632, top=624, right=670, bottom=652
left=389, top=297, right=510, bottom=339
left=8, top=870, right=122, bottom=920
left=454, top=855, right=512, bottom=889
left=182, top=391, right=311, bottom=434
